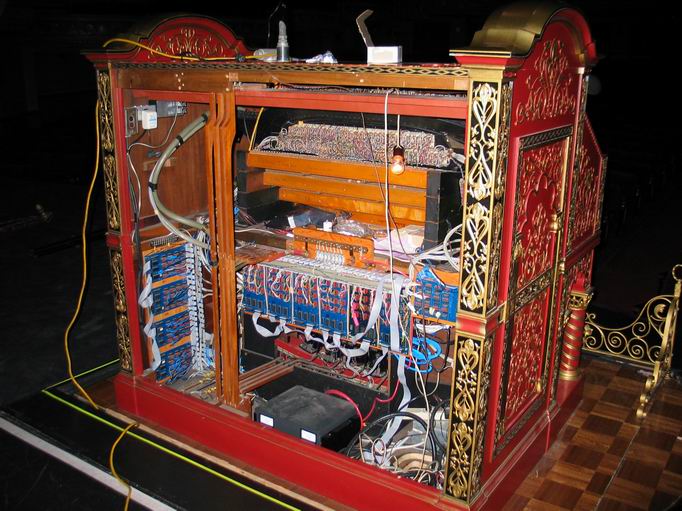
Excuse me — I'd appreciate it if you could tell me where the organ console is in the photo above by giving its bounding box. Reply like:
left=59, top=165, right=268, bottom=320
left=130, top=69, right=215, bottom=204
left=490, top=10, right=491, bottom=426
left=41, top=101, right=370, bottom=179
left=85, top=2, right=606, bottom=508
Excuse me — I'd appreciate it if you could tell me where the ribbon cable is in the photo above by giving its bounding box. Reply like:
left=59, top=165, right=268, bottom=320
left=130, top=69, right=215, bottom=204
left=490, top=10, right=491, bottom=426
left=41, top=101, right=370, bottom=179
left=251, top=312, right=292, bottom=338
left=138, top=260, right=161, bottom=370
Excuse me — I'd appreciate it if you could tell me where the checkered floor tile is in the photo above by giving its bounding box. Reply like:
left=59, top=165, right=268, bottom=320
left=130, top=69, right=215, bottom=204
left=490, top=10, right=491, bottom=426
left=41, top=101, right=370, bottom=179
left=503, top=356, right=682, bottom=510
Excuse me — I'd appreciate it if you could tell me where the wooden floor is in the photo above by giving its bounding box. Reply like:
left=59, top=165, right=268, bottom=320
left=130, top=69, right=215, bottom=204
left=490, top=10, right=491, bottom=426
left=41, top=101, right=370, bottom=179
left=504, top=356, right=682, bottom=511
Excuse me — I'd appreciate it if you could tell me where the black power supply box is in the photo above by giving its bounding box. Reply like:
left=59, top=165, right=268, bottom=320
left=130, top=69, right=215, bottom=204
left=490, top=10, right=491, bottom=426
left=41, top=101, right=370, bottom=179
left=254, top=385, right=360, bottom=451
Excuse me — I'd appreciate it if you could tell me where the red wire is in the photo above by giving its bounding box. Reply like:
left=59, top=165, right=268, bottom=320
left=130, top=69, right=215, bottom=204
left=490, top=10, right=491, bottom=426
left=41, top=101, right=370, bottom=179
left=362, top=379, right=401, bottom=423
left=325, top=389, right=365, bottom=429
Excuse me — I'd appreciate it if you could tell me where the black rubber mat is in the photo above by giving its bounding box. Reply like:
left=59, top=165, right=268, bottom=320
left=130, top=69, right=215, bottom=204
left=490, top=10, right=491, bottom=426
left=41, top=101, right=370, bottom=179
left=2, top=382, right=319, bottom=511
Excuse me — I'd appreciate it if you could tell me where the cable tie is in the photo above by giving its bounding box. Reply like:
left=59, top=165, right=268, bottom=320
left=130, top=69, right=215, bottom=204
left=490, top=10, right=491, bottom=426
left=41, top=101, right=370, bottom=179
left=148, top=182, right=158, bottom=191
left=176, top=134, right=185, bottom=146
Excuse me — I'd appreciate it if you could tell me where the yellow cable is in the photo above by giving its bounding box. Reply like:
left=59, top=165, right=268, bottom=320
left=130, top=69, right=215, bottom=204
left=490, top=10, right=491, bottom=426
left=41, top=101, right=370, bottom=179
left=42, top=389, right=301, bottom=511
left=109, top=422, right=138, bottom=511
left=248, top=107, right=265, bottom=151
left=102, top=38, right=263, bottom=61
left=63, top=101, right=100, bottom=410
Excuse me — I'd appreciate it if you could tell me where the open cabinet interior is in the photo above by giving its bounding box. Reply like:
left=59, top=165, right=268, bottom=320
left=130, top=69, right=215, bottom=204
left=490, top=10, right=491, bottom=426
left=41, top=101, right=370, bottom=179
left=123, top=83, right=467, bottom=489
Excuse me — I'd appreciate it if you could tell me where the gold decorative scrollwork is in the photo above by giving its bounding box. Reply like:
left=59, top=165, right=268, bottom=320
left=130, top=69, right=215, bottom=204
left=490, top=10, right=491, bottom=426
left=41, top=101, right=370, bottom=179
left=103, top=155, right=121, bottom=231
left=461, top=202, right=492, bottom=312
left=515, top=39, right=576, bottom=125
left=96, top=72, right=115, bottom=153
left=584, top=266, right=680, bottom=418
left=459, top=81, right=500, bottom=315
left=515, top=139, right=565, bottom=226
left=567, top=75, right=592, bottom=251
left=522, top=206, right=551, bottom=284
left=569, top=124, right=600, bottom=248
left=470, top=333, right=493, bottom=497
left=487, top=82, right=513, bottom=310
left=506, top=291, right=547, bottom=420
left=96, top=70, right=121, bottom=232
left=110, top=251, right=126, bottom=313
left=116, top=313, right=132, bottom=372
left=445, top=335, right=492, bottom=501
left=638, top=266, right=680, bottom=418
left=453, top=339, right=480, bottom=422
left=514, top=270, right=552, bottom=312
left=110, top=250, right=132, bottom=372
left=569, top=291, right=592, bottom=310
left=585, top=296, right=672, bottom=365
left=158, top=28, right=227, bottom=59
left=468, top=83, right=498, bottom=202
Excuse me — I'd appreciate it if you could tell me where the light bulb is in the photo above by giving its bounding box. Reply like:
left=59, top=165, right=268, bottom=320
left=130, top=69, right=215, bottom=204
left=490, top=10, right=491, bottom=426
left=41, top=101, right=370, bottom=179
left=390, top=145, right=405, bottom=175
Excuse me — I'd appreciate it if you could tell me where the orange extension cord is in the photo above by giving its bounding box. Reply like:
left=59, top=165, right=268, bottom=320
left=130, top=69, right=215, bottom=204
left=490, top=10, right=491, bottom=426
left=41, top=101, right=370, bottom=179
left=62, top=101, right=101, bottom=409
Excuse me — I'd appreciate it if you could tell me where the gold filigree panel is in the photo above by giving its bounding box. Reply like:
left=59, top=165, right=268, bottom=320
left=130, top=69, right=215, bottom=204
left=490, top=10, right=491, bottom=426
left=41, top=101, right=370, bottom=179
left=515, top=39, right=576, bottom=126
left=152, top=27, right=230, bottom=60
left=110, top=250, right=132, bottom=372
left=445, top=334, right=492, bottom=501
left=515, top=139, right=565, bottom=288
left=568, top=116, right=602, bottom=250
left=96, top=70, right=121, bottom=232
left=103, top=154, right=121, bottom=232
left=487, top=82, right=513, bottom=310
left=459, top=81, right=501, bottom=315
left=571, top=147, right=597, bottom=240
left=96, top=71, right=115, bottom=153
left=505, top=289, right=548, bottom=420
left=515, top=140, right=564, bottom=221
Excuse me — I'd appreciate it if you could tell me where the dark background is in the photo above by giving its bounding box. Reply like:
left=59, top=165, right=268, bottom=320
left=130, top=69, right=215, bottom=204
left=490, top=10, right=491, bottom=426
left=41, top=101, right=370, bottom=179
left=0, top=1, right=681, bottom=508
left=0, top=0, right=680, bottom=404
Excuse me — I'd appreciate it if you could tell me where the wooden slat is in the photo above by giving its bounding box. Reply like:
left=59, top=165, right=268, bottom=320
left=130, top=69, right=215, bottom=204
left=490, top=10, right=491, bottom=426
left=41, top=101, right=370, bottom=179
left=117, top=68, right=470, bottom=94
left=247, top=151, right=428, bottom=188
left=279, top=188, right=425, bottom=223
left=235, top=90, right=468, bottom=119
left=263, top=170, right=426, bottom=208
left=346, top=211, right=410, bottom=228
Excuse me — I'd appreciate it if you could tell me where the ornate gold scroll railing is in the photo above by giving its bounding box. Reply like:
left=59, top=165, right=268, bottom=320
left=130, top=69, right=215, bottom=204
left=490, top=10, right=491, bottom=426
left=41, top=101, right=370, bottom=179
left=584, top=265, right=681, bottom=418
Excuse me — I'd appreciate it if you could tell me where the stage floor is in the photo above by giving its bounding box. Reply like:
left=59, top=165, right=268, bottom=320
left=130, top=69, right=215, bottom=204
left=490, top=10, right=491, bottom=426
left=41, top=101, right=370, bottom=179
left=504, top=356, right=682, bottom=511
left=1, top=355, right=680, bottom=510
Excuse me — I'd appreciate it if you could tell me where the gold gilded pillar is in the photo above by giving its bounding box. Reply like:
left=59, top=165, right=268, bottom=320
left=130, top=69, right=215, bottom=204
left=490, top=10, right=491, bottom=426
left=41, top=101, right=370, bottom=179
left=444, top=66, right=511, bottom=502
left=96, top=68, right=132, bottom=373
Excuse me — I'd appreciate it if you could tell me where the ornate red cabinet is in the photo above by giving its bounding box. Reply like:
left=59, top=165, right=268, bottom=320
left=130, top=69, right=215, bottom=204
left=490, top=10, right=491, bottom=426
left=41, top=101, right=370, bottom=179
left=86, top=2, right=605, bottom=509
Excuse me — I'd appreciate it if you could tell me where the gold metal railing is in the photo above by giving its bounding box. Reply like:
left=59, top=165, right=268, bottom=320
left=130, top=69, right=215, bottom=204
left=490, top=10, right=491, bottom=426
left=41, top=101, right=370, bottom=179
left=583, top=265, right=681, bottom=418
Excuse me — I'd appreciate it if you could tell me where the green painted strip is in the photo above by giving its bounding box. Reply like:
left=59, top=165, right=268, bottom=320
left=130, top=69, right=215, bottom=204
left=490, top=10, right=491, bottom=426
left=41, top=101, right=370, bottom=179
left=41, top=389, right=301, bottom=511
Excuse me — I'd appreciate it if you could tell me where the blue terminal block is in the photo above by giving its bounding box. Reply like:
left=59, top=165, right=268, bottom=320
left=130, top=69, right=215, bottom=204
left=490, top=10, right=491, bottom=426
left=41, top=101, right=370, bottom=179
left=414, top=266, right=458, bottom=323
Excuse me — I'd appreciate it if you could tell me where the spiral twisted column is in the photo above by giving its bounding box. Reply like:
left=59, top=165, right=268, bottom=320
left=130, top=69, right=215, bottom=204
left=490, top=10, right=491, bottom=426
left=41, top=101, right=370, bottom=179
left=559, top=278, right=593, bottom=381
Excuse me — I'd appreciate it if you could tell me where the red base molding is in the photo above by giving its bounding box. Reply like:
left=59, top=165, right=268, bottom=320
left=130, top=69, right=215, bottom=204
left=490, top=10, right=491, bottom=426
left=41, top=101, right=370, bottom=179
left=113, top=373, right=583, bottom=510
left=113, top=374, right=462, bottom=511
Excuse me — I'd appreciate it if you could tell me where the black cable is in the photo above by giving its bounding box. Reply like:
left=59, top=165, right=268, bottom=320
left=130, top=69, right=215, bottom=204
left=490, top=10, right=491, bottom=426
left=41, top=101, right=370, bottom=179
left=428, top=399, right=450, bottom=456
left=430, top=334, right=452, bottom=375
left=344, top=411, right=439, bottom=472
left=265, top=0, right=285, bottom=48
